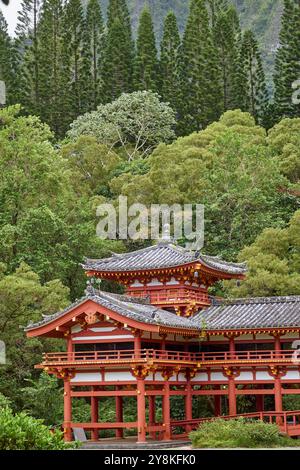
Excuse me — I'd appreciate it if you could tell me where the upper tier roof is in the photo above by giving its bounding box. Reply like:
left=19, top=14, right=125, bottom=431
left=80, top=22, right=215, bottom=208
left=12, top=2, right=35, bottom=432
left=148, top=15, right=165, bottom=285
left=83, top=243, right=247, bottom=276
left=194, top=296, right=300, bottom=330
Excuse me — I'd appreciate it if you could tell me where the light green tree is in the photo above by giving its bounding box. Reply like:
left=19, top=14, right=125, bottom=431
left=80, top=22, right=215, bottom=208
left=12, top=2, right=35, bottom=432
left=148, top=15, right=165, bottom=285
left=67, top=91, right=176, bottom=160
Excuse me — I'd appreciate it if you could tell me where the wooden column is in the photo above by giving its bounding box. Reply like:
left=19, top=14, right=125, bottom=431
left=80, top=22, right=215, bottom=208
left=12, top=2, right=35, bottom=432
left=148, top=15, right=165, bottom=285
left=228, top=377, right=237, bottom=416
left=162, top=384, right=171, bottom=441
left=67, top=335, right=73, bottom=359
left=229, top=337, right=235, bottom=358
left=274, top=334, right=281, bottom=358
left=134, top=334, right=142, bottom=359
left=137, top=378, right=146, bottom=443
left=63, top=377, right=72, bottom=441
left=256, top=394, right=264, bottom=413
left=185, top=381, right=193, bottom=432
left=274, top=377, right=283, bottom=413
left=214, top=387, right=222, bottom=416
left=116, top=394, right=124, bottom=439
left=149, top=395, right=156, bottom=440
left=91, top=387, right=99, bottom=441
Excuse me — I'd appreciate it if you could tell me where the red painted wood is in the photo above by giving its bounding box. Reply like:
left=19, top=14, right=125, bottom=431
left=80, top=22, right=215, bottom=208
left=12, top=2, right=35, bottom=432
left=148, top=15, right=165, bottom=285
left=137, top=378, right=146, bottom=443
left=162, top=384, right=171, bottom=441
left=63, top=379, right=72, bottom=442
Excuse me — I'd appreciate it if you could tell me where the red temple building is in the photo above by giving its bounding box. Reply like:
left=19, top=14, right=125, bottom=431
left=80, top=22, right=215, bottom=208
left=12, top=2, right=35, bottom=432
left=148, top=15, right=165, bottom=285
left=26, top=241, right=300, bottom=442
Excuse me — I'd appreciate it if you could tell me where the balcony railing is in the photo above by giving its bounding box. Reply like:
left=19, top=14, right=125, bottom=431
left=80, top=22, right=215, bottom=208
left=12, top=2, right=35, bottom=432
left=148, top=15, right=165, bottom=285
left=128, top=289, right=210, bottom=305
left=42, top=349, right=298, bottom=366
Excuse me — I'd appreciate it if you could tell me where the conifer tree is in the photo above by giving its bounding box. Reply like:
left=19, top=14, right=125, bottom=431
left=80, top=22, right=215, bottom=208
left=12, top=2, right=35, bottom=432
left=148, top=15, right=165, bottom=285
left=85, top=0, right=104, bottom=109
left=209, top=2, right=242, bottom=112
left=37, top=0, right=69, bottom=136
left=274, top=0, right=300, bottom=119
left=239, top=30, right=268, bottom=122
left=101, top=0, right=134, bottom=102
left=0, top=12, right=12, bottom=105
left=178, top=0, right=222, bottom=135
left=160, top=11, right=181, bottom=114
left=62, top=0, right=86, bottom=120
left=133, top=7, right=159, bottom=92
left=15, top=0, right=42, bottom=114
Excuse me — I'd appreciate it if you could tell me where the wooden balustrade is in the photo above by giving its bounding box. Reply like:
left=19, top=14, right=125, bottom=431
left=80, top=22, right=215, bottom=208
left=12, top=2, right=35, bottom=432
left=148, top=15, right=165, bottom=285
left=42, top=348, right=298, bottom=365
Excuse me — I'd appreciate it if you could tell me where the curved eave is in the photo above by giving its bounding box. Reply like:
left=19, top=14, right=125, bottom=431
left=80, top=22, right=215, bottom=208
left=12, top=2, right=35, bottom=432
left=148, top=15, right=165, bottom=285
left=25, top=298, right=199, bottom=339
left=205, top=326, right=300, bottom=336
left=85, top=260, right=246, bottom=282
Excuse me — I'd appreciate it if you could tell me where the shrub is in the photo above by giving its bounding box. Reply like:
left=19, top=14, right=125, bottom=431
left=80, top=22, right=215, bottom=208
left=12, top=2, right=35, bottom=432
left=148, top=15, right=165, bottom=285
left=190, top=418, right=299, bottom=448
left=0, top=406, right=77, bottom=450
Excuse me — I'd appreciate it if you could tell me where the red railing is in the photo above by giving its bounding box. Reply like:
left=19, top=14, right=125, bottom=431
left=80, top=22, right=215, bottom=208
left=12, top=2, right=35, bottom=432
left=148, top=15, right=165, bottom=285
left=42, top=348, right=298, bottom=365
left=128, top=288, right=210, bottom=305
left=171, top=410, right=300, bottom=436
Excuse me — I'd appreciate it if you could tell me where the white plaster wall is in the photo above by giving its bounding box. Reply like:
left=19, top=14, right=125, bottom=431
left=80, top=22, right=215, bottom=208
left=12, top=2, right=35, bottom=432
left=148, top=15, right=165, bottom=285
left=210, top=372, right=227, bottom=381
left=191, top=372, right=209, bottom=382
left=105, top=371, right=135, bottom=381
left=71, top=372, right=102, bottom=383
left=238, top=371, right=253, bottom=381
left=256, top=371, right=274, bottom=381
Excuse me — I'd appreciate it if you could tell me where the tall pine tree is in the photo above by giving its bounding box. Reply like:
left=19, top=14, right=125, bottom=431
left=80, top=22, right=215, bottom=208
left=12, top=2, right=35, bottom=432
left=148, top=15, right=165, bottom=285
left=274, top=0, right=300, bottom=119
left=37, top=0, right=69, bottom=136
left=85, top=0, right=104, bottom=109
left=62, top=0, right=86, bottom=120
left=178, top=0, right=222, bottom=135
left=160, top=11, right=181, bottom=114
left=239, top=30, right=268, bottom=122
left=101, top=0, right=134, bottom=102
left=15, top=0, right=42, bottom=115
left=0, top=12, right=12, bottom=105
left=133, top=7, right=159, bottom=92
left=209, top=2, right=242, bottom=112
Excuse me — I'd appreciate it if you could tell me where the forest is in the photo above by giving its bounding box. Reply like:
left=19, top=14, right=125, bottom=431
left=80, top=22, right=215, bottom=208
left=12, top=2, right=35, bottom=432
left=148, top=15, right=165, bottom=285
left=0, top=0, right=299, bottom=448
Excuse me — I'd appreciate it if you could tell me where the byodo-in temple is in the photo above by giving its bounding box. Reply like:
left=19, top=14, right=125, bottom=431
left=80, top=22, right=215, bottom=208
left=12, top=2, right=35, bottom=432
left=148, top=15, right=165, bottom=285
left=26, top=240, right=300, bottom=442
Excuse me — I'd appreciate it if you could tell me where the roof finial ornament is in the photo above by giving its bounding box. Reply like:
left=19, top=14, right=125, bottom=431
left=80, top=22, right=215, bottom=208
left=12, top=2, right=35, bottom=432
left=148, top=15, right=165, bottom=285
left=158, top=223, right=173, bottom=245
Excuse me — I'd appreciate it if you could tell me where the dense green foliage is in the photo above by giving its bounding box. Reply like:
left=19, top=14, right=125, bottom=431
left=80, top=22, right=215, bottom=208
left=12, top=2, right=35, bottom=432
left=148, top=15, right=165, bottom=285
left=0, top=394, right=76, bottom=450
left=1, top=0, right=271, bottom=138
left=190, top=418, right=299, bottom=448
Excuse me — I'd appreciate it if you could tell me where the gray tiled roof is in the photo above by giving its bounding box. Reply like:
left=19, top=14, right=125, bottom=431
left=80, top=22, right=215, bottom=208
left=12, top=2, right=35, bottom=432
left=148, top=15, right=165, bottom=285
left=194, top=296, right=300, bottom=330
left=25, top=288, right=199, bottom=332
left=83, top=243, right=247, bottom=276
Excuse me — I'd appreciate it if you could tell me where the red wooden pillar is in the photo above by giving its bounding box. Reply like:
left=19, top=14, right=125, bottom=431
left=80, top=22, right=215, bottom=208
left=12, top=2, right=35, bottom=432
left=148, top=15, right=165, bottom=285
left=134, top=334, right=142, bottom=359
left=116, top=394, right=124, bottom=439
left=229, top=337, right=235, bottom=358
left=185, top=381, right=193, bottom=432
left=274, top=334, right=281, bottom=358
left=274, top=377, right=283, bottom=413
left=137, top=378, right=146, bottom=443
left=149, top=395, right=156, bottom=440
left=214, top=387, right=222, bottom=416
left=228, top=377, right=237, bottom=416
left=63, top=378, right=72, bottom=441
left=162, top=384, right=171, bottom=441
left=91, top=387, right=99, bottom=441
left=256, top=394, right=264, bottom=412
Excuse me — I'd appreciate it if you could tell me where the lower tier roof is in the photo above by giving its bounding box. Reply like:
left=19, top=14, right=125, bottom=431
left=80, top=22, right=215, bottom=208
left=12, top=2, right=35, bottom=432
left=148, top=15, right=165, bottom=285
left=194, top=296, right=300, bottom=330
left=26, top=291, right=300, bottom=335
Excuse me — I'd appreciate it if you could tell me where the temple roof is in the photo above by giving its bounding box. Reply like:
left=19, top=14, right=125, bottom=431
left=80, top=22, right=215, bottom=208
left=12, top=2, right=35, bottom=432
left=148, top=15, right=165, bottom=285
left=194, top=296, right=300, bottom=330
left=26, top=291, right=300, bottom=335
left=83, top=243, right=247, bottom=276
left=25, top=289, right=199, bottom=332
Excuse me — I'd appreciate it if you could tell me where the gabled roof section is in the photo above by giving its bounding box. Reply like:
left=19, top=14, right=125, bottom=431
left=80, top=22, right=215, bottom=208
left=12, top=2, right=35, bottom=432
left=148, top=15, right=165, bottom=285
left=194, top=296, right=300, bottom=330
left=25, top=288, right=199, bottom=334
left=83, top=243, right=247, bottom=276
